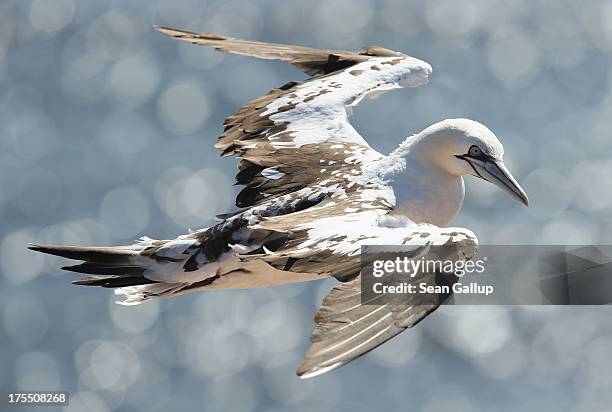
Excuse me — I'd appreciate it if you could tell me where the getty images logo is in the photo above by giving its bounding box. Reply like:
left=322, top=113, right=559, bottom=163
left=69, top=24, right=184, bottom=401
left=371, top=255, right=487, bottom=278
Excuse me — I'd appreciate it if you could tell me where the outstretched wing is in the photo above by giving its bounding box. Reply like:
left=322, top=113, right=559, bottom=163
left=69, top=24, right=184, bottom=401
left=297, top=229, right=478, bottom=378
left=296, top=277, right=438, bottom=378
left=30, top=30, right=434, bottom=307
left=156, top=26, right=409, bottom=76
left=156, top=27, right=432, bottom=209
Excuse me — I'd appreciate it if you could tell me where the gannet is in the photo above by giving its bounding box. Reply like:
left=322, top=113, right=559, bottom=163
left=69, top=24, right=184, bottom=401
left=30, top=27, right=528, bottom=378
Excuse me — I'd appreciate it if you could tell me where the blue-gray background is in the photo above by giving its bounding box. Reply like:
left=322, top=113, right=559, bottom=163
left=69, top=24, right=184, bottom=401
left=1, top=0, right=611, bottom=411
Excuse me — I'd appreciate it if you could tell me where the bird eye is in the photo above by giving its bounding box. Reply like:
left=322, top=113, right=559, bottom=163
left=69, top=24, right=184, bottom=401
left=468, top=145, right=482, bottom=157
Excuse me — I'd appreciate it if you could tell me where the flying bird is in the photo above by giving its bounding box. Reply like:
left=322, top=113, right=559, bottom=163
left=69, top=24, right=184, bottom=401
left=30, top=27, right=529, bottom=378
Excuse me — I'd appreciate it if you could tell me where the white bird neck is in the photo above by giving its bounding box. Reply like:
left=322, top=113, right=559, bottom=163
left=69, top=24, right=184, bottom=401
left=379, top=136, right=465, bottom=227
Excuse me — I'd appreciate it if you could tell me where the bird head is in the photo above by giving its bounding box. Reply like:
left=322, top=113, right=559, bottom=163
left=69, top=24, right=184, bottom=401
left=416, top=118, right=529, bottom=206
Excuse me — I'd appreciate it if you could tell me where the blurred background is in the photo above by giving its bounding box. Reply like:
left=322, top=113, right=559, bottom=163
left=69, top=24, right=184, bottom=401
left=1, top=0, right=612, bottom=410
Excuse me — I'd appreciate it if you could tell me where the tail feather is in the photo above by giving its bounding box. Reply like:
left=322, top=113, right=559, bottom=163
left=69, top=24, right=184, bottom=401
left=28, top=244, right=136, bottom=263
left=29, top=243, right=156, bottom=290
left=72, top=276, right=157, bottom=288
left=62, top=263, right=144, bottom=276
left=29, top=235, right=224, bottom=304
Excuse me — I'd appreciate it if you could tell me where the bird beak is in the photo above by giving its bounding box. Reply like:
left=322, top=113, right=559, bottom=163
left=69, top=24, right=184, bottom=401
left=460, top=157, right=529, bottom=206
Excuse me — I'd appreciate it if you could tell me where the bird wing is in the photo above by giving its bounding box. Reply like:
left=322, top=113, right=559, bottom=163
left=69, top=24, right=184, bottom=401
left=156, top=26, right=432, bottom=209
left=296, top=228, right=478, bottom=378
left=30, top=30, right=433, bottom=305
left=156, top=26, right=414, bottom=76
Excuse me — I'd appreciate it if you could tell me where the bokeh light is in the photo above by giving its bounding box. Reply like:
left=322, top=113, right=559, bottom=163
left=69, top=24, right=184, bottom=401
left=1, top=1, right=612, bottom=411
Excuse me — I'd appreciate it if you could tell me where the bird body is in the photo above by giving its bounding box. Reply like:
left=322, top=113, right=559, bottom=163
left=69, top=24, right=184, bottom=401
left=31, top=27, right=528, bottom=378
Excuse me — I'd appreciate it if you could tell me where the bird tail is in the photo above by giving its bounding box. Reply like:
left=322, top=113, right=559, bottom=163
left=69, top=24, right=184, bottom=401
left=28, top=238, right=199, bottom=305
left=28, top=244, right=152, bottom=286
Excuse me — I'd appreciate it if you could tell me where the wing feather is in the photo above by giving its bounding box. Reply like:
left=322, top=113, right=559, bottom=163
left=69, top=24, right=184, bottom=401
left=157, top=27, right=432, bottom=209
left=297, top=230, right=478, bottom=378
left=156, top=26, right=385, bottom=76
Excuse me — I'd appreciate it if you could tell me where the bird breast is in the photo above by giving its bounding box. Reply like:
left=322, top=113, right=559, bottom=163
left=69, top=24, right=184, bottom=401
left=389, top=173, right=465, bottom=227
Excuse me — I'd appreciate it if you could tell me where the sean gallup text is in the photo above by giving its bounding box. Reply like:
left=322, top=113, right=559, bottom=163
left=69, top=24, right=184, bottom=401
left=372, top=282, right=494, bottom=296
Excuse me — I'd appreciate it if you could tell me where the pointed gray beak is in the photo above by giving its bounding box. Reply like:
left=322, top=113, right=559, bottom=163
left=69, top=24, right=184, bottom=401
left=464, top=158, right=529, bottom=206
